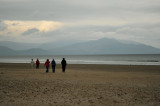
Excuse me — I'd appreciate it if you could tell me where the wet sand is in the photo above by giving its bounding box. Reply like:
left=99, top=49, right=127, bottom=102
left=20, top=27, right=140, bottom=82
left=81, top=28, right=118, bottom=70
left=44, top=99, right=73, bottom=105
left=0, top=63, right=160, bottom=106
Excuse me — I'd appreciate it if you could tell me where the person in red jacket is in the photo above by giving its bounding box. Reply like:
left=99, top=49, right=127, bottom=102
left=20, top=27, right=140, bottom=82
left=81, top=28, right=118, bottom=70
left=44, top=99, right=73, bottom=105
left=36, top=58, right=40, bottom=69
left=44, top=59, right=50, bottom=73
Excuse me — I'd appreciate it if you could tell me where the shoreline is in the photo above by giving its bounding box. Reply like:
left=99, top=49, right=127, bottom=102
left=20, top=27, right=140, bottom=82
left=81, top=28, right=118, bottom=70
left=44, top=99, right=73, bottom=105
left=0, top=63, right=160, bottom=72
left=0, top=62, right=160, bottom=66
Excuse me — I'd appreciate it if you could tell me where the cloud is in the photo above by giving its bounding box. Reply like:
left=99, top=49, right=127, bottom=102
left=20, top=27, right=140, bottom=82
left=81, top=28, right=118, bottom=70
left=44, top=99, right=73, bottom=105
left=22, top=28, right=39, bottom=35
left=0, top=0, right=160, bottom=49
left=0, top=20, right=64, bottom=36
left=114, top=23, right=160, bottom=48
left=0, top=0, right=160, bottom=22
left=5, top=20, right=63, bottom=32
left=0, top=20, right=7, bottom=31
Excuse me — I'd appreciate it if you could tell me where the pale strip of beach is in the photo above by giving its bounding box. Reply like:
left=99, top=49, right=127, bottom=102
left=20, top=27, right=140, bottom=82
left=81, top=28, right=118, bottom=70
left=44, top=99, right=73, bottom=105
left=0, top=63, right=160, bottom=106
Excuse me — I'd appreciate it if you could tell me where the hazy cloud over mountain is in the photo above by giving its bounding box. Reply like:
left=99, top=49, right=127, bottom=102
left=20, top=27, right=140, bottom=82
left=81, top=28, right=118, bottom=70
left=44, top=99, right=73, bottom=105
left=0, top=20, right=7, bottom=31
left=22, top=28, right=39, bottom=36
left=0, top=0, right=160, bottom=48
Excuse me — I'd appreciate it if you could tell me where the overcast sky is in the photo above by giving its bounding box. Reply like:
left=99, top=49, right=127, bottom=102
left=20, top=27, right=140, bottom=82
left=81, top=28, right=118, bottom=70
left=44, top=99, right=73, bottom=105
left=0, top=0, right=160, bottom=48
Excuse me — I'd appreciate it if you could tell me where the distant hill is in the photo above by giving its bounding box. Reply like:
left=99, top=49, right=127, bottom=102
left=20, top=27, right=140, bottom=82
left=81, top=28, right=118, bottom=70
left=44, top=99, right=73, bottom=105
left=0, top=40, right=78, bottom=50
left=0, top=46, right=16, bottom=56
left=39, top=40, right=81, bottom=50
left=0, top=41, right=39, bottom=50
left=18, top=48, right=49, bottom=55
left=0, top=46, right=49, bottom=56
left=0, top=38, right=160, bottom=56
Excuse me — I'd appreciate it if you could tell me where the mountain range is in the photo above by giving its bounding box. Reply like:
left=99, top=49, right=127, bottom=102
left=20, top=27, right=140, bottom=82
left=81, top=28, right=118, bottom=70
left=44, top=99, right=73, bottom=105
left=0, top=38, right=160, bottom=56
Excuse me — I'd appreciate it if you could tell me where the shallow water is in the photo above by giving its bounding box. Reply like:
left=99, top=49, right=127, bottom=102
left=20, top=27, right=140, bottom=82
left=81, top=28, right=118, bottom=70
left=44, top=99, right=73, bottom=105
left=0, top=54, right=160, bottom=65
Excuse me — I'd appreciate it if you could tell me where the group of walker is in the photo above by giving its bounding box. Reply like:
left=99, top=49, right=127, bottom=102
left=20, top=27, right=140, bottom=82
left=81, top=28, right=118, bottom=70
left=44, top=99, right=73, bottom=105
left=30, top=58, right=67, bottom=73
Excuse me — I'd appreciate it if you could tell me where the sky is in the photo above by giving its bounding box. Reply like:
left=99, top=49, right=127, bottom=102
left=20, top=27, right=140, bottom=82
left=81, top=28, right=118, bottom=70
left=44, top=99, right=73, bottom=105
left=0, top=0, right=160, bottom=48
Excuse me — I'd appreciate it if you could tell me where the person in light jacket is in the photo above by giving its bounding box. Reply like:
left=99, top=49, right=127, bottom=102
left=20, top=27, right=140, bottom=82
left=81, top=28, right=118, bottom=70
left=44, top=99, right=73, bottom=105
left=30, top=59, right=34, bottom=69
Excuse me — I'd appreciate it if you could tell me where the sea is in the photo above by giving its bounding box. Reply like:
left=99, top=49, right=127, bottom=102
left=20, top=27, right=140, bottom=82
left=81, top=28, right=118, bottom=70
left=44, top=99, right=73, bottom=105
left=0, top=54, right=160, bottom=65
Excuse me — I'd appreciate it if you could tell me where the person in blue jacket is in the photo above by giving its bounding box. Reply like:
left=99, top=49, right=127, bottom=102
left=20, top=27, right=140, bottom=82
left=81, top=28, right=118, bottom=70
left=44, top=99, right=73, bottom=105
left=51, top=59, right=56, bottom=73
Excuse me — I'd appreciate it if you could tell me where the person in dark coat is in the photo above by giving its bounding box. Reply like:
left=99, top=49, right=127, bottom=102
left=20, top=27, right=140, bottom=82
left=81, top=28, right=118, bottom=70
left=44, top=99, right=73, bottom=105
left=61, top=58, right=67, bottom=72
left=51, top=59, right=56, bottom=73
left=36, top=58, right=40, bottom=69
left=44, top=59, right=50, bottom=73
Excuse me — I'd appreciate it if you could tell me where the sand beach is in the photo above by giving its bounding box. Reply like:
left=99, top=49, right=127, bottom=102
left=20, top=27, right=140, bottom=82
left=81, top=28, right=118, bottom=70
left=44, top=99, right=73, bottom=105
left=0, top=63, right=160, bottom=106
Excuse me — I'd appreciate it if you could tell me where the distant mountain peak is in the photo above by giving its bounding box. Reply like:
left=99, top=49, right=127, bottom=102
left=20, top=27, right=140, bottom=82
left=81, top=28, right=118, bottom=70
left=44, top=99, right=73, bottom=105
left=49, top=38, right=160, bottom=55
